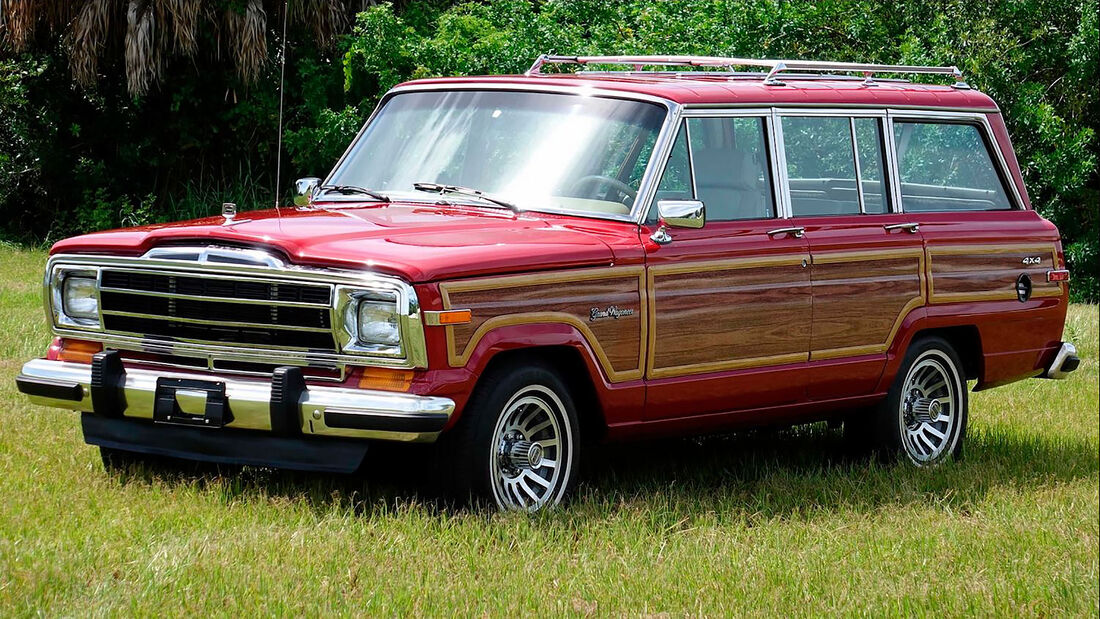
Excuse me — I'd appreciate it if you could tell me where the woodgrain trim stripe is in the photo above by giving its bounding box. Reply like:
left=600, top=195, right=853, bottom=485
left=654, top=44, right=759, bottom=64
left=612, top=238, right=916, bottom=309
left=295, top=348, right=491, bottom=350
left=439, top=267, right=647, bottom=382
left=927, top=243, right=1063, bottom=304
left=646, top=253, right=811, bottom=379
left=808, top=248, right=927, bottom=361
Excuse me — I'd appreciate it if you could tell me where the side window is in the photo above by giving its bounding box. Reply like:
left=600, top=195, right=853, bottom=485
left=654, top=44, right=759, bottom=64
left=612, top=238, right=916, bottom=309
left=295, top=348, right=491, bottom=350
left=780, top=116, right=892, bottom=216
left=781, top=116, right=860, bottom=216
left=654, top=124, right=692, bottom=202
left=893, top=121, right=1012, bottom=212
left=854, top=118, right=889, bottom=214
left=686, top=117, right=776, bottom=221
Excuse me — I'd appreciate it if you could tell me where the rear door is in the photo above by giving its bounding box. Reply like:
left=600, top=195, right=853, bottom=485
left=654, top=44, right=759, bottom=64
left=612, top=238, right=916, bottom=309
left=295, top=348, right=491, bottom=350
left=642, top=112, right=812, bottom=420
left=888, top=112, right=1067, bottom=384
left=776, top=111, right=927, bottom=399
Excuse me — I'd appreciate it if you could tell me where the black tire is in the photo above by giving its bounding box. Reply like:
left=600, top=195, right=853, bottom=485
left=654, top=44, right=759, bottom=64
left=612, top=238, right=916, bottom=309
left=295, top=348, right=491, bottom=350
left=438, top=362, right=580, bottom=511
left=870, top=336, right=969, bottom=465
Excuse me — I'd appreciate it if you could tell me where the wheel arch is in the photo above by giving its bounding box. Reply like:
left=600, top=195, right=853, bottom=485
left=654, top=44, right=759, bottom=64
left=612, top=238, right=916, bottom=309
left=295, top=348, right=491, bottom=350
left=881, top=319, right=984, bottom=393
left=476, top=346, right=608, bottom=441
left=909, top=325, right=983, bottom=381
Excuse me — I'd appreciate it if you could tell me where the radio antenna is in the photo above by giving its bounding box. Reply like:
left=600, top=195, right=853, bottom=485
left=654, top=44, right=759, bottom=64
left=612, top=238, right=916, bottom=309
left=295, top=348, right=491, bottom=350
left=273, top=0, right=290, bottom=213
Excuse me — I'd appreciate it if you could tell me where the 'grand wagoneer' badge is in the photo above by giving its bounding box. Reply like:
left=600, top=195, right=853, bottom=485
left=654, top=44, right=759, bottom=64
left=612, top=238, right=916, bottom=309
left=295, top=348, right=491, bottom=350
left=589, top=306, right=634, bottom=321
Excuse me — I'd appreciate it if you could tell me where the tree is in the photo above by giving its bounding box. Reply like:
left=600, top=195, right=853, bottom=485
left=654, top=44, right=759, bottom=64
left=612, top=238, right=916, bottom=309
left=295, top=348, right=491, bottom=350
left=0, top=0, right=374, bottom=96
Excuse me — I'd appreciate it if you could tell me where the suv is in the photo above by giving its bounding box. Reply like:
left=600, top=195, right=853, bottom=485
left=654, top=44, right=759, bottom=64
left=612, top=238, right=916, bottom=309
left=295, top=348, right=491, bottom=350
left=16, top=55, right=1080, bottom=511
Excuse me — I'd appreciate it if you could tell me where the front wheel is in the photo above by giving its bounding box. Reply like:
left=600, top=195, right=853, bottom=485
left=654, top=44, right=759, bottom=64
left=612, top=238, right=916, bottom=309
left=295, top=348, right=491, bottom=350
left=868, top=336, right=969, bottom=465
left=440, top=363, right=580, bottom=511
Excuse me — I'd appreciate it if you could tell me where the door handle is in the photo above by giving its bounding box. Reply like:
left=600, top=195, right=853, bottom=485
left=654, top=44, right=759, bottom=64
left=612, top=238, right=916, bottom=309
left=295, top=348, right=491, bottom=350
left=767, top=226, right=805, bottom=239
left=884, top=222, right=920, bottom=233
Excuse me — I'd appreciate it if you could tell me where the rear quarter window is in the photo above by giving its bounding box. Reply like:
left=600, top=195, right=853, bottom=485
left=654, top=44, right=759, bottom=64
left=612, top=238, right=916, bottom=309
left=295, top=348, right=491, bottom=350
left=893, top=121, right=1013, bottom=212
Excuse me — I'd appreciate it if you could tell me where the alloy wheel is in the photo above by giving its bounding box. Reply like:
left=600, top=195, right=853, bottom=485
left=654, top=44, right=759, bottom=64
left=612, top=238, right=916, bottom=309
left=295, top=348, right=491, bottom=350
left=488, top=385, right=573, bottom=511
left=898, top=350, right=962, bottom=464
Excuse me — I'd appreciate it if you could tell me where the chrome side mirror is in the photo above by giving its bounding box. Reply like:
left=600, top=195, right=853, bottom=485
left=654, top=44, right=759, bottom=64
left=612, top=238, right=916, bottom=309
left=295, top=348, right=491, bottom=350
left=294, top=177, right=322, bottom=206
left=651, top=199, right=705, bottom=244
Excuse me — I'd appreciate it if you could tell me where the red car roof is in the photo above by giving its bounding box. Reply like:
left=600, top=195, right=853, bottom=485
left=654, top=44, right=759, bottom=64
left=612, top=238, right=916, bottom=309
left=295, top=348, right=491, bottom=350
left=398, top=74, right=1000, bottom=111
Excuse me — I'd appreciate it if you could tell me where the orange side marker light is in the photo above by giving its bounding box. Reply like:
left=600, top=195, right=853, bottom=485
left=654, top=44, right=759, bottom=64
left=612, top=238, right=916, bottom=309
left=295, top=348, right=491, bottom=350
left=424, top=309, right=472, bottom=326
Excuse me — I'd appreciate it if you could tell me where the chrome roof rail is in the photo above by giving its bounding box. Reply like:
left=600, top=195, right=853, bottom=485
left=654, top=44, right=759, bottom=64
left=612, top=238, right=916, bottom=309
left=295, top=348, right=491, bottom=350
left=525, top=55, right=969, bottom=89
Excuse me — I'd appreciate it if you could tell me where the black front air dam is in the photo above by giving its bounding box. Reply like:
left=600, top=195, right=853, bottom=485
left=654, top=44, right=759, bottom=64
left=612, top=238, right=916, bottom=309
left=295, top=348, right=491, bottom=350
left=81, top=413, right=369, bottom=474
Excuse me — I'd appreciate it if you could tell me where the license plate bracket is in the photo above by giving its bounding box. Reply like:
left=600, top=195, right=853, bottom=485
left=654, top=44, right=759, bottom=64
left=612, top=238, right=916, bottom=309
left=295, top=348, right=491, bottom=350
left=153, top=377, right=230, bottom=428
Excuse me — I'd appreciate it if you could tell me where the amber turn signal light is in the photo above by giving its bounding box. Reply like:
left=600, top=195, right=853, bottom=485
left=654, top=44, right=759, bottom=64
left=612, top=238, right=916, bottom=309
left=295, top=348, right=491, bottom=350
left=424, top=309, right=473, bottom=326
left=57, top=338, right=103, bottom=363
left=357, top=367, right=415, bottom=392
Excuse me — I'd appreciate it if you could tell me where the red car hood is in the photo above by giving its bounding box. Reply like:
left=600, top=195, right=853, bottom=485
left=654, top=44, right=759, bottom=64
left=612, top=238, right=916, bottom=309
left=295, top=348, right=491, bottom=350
left=49, top=203, right=634, bottom=282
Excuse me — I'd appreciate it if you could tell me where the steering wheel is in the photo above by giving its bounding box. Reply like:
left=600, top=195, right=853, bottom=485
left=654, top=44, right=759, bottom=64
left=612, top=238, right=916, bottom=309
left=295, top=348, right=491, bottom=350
left=570, top=175, right=638, bottom=204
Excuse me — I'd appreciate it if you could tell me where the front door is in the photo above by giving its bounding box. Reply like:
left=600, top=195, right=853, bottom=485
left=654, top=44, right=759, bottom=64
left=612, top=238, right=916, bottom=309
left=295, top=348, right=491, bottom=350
left=642, top=115, right=812, bottom=420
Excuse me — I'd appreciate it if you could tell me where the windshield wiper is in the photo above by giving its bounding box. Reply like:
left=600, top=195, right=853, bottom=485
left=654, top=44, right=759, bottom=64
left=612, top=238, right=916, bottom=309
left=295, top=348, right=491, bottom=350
left=319, top=184, right=390, bottom=202
left=412, top=182, right=520, bottom=213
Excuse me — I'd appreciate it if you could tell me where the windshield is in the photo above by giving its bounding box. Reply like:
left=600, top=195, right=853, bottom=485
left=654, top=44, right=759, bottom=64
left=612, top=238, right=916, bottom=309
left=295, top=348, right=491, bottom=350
left=326, top=90, right=668, bottom=217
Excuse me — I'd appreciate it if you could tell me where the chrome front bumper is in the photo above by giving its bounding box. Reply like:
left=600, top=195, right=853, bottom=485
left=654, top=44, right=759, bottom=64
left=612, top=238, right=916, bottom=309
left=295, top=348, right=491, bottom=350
left=16, top=356, right=455, bottom=443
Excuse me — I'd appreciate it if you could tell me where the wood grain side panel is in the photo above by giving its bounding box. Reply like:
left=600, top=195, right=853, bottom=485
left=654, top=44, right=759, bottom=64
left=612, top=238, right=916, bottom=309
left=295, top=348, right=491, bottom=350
left=928, top=244, right=1062, bottom=303
left=810, top=250, right=925, bottom=359
left=439, top=268, right=646, bottom=382
left=649, top=257, right=811, bottom=378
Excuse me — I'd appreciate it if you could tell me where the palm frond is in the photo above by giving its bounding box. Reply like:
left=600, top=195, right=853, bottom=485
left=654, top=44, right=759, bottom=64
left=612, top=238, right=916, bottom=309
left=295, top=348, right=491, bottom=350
left=225, top=0, right=267, bottom=83
left=70, top=0, right=110, bottom=88
left=125, top=0, right=156, bottom=96
left=6, top=0, right=362, bottom=96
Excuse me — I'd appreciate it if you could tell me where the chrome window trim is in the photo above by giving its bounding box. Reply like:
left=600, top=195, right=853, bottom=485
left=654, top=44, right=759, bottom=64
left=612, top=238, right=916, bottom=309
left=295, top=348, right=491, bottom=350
left=771, top=108, right=793, bottom=219
left=684, top=118, right=699, bottom=201
left=322, top=82, right=682, bottom=225
left=640, top=120, right=686, bottom=224
left=44, top=251, right=428, bottom=370
left=680, top=106, right=774, bottom=118
left=883, top=115, right=905, bottom=214
left=683, top=102, right=1000, bottom=114
left=885, top=108, right=1024, bottom=211
left=850, top=117, right=867, bottom=214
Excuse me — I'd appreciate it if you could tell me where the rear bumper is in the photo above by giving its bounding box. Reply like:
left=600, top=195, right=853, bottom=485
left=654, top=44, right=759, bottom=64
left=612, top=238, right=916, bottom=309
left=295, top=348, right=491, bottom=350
left=15, top=355, right=455, bottom=443
left=1043, top=342, right=1080, bottom=379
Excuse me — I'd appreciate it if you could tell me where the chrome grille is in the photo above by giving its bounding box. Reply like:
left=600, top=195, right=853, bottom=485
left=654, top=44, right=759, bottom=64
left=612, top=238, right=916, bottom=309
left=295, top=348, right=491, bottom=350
left=98, top=269, right=337, bottom=351
left=46, top=247, right=429, bottom=370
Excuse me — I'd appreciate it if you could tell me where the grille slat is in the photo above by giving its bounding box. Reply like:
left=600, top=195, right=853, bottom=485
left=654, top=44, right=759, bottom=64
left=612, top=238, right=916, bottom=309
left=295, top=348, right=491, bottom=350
left=98, top=269, right=337, bottom=351
left=101, top=309, right=332, bottom=333
left=100, top=270, right=332, bottom=305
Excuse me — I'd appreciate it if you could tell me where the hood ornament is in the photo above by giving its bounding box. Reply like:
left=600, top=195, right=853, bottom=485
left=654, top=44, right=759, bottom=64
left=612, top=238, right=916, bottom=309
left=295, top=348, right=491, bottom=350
left=220, top=202, right=250, bottom=226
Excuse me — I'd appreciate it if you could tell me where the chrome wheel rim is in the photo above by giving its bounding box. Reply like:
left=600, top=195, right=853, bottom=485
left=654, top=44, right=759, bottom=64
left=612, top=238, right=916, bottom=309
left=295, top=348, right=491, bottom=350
left=489, top=385, right=572, bottom=511
left=899, top=350, right=961, bottom=464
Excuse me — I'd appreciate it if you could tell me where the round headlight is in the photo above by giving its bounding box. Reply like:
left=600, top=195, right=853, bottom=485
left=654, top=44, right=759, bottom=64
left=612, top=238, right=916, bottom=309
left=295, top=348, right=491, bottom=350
left=62, top=275, right=99, bottom=321
left=356, top=295, right=400, bottom=347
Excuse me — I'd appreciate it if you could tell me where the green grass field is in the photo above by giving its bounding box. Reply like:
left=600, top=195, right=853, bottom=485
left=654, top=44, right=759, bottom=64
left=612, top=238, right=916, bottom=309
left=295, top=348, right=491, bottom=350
left=1, top=245, right=1097, bottom=616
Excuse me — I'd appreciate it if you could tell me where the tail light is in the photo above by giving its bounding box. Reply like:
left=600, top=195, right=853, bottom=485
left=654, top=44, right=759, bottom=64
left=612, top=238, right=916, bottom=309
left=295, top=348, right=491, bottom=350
left=1047, top=269, right=1070, bottom=283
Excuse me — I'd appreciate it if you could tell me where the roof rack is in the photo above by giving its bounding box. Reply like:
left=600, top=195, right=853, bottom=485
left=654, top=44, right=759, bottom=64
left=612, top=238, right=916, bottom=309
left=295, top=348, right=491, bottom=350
left=525, top=55, right=969, bottom=89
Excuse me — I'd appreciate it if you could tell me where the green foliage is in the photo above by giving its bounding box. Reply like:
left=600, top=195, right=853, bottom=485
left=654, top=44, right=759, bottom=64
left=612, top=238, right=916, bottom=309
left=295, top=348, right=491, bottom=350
left=336, top=0, right=1100, bottom=301
left=1, top=0, right=1097, bottom=300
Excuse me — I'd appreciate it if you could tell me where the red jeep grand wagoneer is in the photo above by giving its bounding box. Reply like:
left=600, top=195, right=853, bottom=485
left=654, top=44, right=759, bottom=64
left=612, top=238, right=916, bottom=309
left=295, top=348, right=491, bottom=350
left=16, top=56, right=1081, bottom=511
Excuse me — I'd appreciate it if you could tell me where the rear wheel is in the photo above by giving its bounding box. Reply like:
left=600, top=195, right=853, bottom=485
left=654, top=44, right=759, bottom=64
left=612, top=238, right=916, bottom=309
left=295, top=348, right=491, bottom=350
left=440, top=363, right=580, bottom=511
left=856, top=337, right=969, bottom=465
